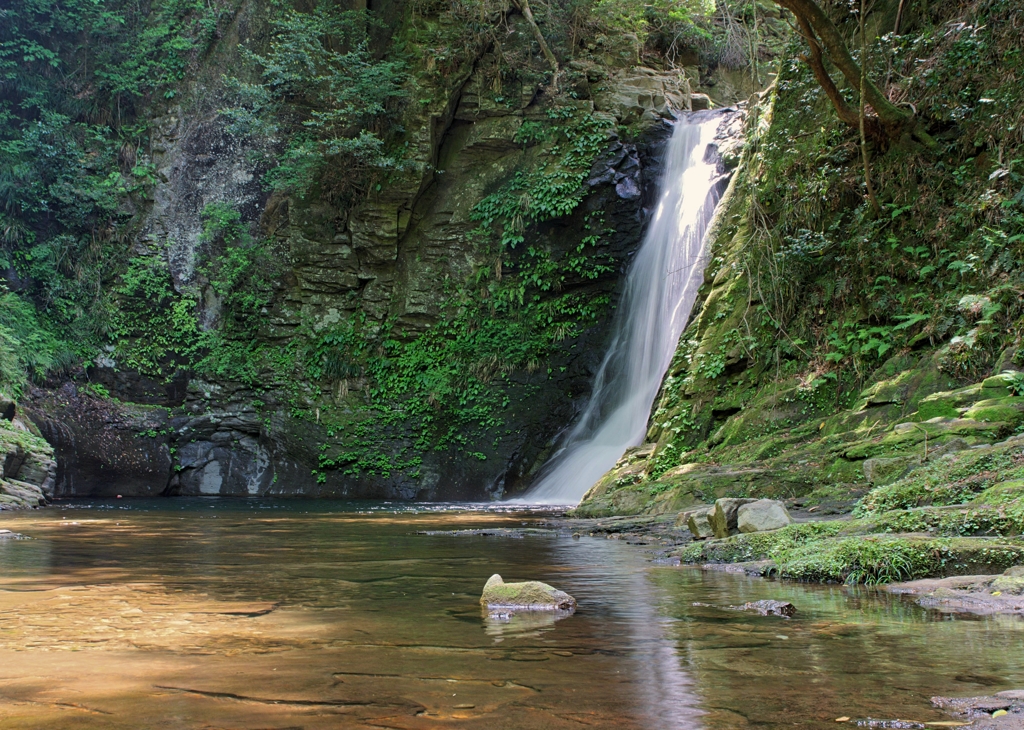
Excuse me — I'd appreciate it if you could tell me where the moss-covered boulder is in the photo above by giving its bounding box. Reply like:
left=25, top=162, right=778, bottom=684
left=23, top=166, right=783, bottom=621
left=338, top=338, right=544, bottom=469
left=0, top=410, right=55, bottom=510
left=480, top=574, right=577, bottom=611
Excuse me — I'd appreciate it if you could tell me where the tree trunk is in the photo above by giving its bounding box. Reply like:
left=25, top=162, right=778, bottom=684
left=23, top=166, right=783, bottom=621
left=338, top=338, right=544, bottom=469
left=512, top=0, right=559, bottom=89
left=774, top=0, right=936, bottom=147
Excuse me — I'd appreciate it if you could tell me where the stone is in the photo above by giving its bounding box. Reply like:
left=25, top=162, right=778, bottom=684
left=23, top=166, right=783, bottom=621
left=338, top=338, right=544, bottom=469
left=686, top=508, right=714, bottom=540
left=730, top=600, right=797, bottom=617
left=991, top=569, right=1024, bottom=595
left=690, top=93, right=712, bottom=110
left=737, top=499, right=793, bottom=533
left=708, top=498, right=757, bottom=538
left=480, top=574, right=576, bottom=611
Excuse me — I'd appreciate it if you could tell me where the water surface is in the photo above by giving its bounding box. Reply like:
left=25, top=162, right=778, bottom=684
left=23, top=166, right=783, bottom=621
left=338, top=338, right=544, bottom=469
left=0, top=499, right=1021, bottom=728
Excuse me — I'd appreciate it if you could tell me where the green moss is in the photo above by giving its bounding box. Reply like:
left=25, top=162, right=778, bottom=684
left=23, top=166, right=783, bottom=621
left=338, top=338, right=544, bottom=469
left=773, top=536, right=1024, bottom=584
left=858, top=440, right=1024, bottom=514
left=678, top=520, right=845, bottom=564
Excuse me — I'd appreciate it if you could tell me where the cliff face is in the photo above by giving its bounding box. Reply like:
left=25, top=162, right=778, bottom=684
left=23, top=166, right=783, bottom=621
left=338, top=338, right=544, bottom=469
left=0, top=398, right=56, bottom=510
left=19, top=0, right=759, bottom=500
left=576, top=0, right=1024, bottom=517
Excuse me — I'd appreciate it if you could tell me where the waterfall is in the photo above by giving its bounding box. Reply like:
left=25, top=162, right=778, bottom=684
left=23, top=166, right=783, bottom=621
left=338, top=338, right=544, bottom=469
left=520, top=116, right=725, bottom=505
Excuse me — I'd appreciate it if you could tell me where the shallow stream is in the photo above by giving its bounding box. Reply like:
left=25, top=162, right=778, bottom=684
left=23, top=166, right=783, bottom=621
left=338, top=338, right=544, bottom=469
left=0, top=500, right=1021, bottom=728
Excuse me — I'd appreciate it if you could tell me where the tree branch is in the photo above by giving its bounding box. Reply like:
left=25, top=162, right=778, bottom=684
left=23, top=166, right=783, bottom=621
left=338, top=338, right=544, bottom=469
left=774, top=0, right=938, bottom=148
left=511, top=0, right=559, bottom=89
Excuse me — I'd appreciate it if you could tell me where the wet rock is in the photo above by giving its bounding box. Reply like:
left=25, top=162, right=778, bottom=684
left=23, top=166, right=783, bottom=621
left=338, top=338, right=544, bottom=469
left=730, top=599, right=797, bottom=617
left=887, top=570, right=1024, bottom=615
left=708, top=498, right=757, bottom=538
left=480, top=574, right=576, bottom=611
left=737, top=499, right=793, bottom=533
left=932, top=692, right=1024, bottom=728
left=24, top=388, right=170, bottom=497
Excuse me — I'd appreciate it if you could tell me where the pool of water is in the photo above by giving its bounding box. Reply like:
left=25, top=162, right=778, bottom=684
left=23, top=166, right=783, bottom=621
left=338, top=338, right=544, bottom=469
left=0, top=499, right=1021, bottom=729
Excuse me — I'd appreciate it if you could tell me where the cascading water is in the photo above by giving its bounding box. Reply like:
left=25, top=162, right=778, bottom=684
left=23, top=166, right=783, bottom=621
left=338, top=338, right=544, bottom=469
left=521, top=115, right=725, bottom=505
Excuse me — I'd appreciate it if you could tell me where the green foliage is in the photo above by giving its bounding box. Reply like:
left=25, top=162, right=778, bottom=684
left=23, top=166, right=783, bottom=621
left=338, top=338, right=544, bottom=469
left=0, top=0, right=239, bottom=373
left=720, top=0, right=1024, bottom=393
left=679, top=520, right=844, bottom=563
left=0, top=292, right=66, bottom=396
left=110, top=256, right=201, bottom=378
left=110, top=202, right=276, bottom=384
left=858, top=445, right=1024, bottom=515
left=238, top=6, right=409, bottom=198
left=473, top=109, right=613, bottom=249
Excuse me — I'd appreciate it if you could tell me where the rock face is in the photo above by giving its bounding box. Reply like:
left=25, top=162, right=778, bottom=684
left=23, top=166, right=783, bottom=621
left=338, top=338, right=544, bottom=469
left=28, top=59, right=699, bottom=501
left=480, top=574, right=576, bottom=611
left=708, top=498, right=757, bottom=538
left=0, top=403, right=56, bottom=509
left=25, top=384, right=172, bottom=498
left=737, top=499, right=793, bottom=533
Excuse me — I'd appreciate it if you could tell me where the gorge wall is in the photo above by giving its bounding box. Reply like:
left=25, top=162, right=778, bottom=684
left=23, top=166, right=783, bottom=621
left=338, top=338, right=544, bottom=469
left=1, top=0, right=775, bottom=501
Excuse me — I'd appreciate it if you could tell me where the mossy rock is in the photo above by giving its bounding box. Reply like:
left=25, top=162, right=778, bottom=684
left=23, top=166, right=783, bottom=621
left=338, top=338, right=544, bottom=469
left=971, top=479, right=1024, bottom=507
left=773, top=535, right=1024, bottom=584
left=990, top=573, right=1024, bottom=595
left=480, top=574, right=576, bottom=611
left=963, top=397, right=1024, bottom=426
left=863, top=456, right=916, bottom=486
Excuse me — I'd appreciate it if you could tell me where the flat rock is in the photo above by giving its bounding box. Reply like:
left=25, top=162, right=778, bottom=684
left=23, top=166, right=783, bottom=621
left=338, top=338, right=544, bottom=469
left=737, top=499, right=793, bottom=533
left=887, top=569, right=1024, bottom=615
left=480, top=574, right=576, bottom=611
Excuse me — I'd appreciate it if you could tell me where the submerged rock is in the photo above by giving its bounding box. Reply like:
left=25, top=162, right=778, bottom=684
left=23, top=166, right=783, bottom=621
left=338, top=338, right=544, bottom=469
left=887, top=567, right=1024, bottom=615
left=730, top=599, right=797, bottom=617
left=737, top=499, right=793, bottom=533
left=480, top=574, right=576, bottom=611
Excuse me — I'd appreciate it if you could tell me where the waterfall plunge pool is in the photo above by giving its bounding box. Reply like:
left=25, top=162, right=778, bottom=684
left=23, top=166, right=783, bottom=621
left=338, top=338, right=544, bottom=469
left=0, top=499, right=1021, bottom=728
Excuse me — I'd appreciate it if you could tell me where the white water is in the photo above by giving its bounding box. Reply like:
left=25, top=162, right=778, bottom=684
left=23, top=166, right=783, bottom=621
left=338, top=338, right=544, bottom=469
left=520, top=117, right=724, bottom=505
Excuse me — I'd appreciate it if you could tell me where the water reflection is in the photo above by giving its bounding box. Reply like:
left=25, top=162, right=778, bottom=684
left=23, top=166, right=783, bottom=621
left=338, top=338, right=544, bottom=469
left=0, top=500, right=1021, bottom=729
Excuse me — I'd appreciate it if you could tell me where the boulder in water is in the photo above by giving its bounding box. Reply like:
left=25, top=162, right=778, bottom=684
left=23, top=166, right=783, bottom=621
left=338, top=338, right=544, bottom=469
left=731, top=600, right=797, bottom=617
left=709, top=498, right=758, bottom=538
left=480, top=574, right=576, bottom=611
left=737, top=499, right=793, bottom=533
